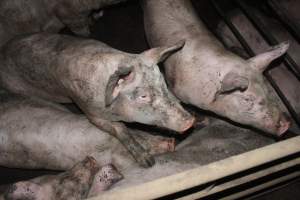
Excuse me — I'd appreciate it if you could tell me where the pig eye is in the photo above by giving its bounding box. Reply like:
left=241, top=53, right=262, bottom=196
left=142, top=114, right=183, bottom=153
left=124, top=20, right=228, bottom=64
left=138, top=94, right=150, bottom=102
left=135, top=89, right=152, bottom=103
left=139, top=94, right=147, bottom=99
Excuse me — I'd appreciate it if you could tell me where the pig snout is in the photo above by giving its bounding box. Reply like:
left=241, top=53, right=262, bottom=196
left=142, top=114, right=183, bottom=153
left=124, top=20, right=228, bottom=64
left=265, top=113, right=291, bottom=136
left=164, top=106, right=195, bottom=133
left=179, top=116, right=196, bottom=132
left=276, top=113, right=291, bottom=136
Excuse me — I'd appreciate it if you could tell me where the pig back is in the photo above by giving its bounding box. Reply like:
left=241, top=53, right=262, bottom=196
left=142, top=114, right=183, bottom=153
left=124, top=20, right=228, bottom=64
left=143, top=0, right=233, bottom=106
left=0, top=33, right=121, bottom=104
left=143, top=0, right=223, bottom=53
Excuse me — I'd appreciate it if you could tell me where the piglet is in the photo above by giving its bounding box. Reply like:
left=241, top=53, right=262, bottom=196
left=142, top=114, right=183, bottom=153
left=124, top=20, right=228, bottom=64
left=142, top=0, right=290, bottom=136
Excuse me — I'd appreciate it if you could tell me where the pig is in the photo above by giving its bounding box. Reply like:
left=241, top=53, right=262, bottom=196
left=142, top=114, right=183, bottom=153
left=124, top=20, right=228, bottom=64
left=0, top=0, right=127, bottom=47
left=142, top=0, right=290, bottom=136
left=0, top=92, right=275, bottom=196
left=0, top=92, right=177, bottom=170
left=215, top=6, right=300, bottom=131
left=3, top=156, right=122, bottom=200
left=0, top=33, right=194, bottom=168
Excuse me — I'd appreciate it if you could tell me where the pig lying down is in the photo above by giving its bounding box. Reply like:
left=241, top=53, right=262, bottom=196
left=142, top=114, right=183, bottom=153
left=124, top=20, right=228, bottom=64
left=0, top=92, right=274, bottom=194
left=3, top=157, right=122, bottom=200
left=0, top=33, right=194, bottom=167
left=0, top=92, right=176, bottom=170
left=142, top=0, right=290, bottom=136
left=0, top=0, right=127, bottom=47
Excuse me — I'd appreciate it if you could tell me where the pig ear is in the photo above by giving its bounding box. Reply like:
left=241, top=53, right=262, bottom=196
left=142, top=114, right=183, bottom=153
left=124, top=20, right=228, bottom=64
left=141, top=40, right=185, bottom=65
left=105, top=66, right=134, bottom=107
left=5, top=181, right=41, bottom=199
left=248, top=41, right=289, bottom=72
left=215, top=72, right=249, bottom=99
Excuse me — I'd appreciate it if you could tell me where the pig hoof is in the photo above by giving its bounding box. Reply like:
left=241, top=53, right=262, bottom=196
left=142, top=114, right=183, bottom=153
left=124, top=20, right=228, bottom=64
left=136, top=152, right=155, bottom=168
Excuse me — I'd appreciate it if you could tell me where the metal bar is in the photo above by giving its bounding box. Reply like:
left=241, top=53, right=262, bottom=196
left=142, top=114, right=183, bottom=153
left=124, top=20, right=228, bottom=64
left=235, top=0, right=300, bottom=80
left=221, top=172, right=300, bottom=200
left=177, top=157, right=300, bottom=200
left=210, top=0, right=300, bottom=127
left=245, top=178, right=300, bottom=200
left=87, top=136, right=300, bottom=200
left=210, top=0, right=254, bottom=56
left=268, top=0, right=300, bottom=43
left=265, top=73, right=300, bottom=127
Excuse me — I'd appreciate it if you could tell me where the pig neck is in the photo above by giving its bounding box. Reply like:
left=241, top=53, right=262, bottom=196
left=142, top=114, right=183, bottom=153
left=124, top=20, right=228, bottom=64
left=143, top=0, right=249, bottom=108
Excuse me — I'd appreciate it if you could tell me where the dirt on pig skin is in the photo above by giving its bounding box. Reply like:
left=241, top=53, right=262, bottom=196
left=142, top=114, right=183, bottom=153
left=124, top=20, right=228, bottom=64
left=4, top=157, right=101, bottom=200
left=0, top=32, right=194, bottom=168
left=88, top=164, right=123, bottom=198
left=216, top=5, right=300, bottom=132
left=108, top=118, right=274, bottom=190
left=142, top=0, right=291, bottom=136
left=0, top=92, right=176, bottom=171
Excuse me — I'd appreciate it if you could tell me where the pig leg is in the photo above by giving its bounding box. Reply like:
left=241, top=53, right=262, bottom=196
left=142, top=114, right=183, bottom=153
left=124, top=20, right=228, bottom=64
left=54, top=156, right=100, bottom=199
left=88, top=164, right=123, bottom=197
left=132, top=131, right=176, bottom=155
left=91, top=117, right=155, bottom=168
left=4, top=181, right=43, bottom=200
left=4, top=157, right=101, bottom=200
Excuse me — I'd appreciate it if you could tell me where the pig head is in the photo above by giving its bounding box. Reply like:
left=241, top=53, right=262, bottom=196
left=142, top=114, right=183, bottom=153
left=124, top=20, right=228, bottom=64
left=210, top=43, right=291, bottom=135
left=0, top=33, right=193, bottom=133
left=142, top=0, right=290, bottom=136
left=102, top=40, right=194, bottom=132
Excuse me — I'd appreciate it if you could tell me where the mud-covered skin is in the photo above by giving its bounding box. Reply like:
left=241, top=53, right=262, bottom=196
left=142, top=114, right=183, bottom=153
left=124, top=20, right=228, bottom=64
left=0, top=0, right=128, bottom=47
left=0, top=93, right=275, bottom=195
left=216, top=6, right=300, bottom=125
left=0, top=92, right=176, bottom=170
left=142, top=0, right=290, bottom=136
left=4, top=157, right=100, bottom=200
left=0, top=33, right=194, bottom=167
left=88, top=164, right=123, bottom=197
